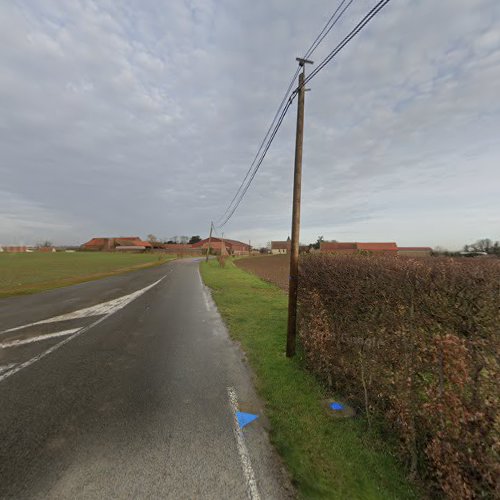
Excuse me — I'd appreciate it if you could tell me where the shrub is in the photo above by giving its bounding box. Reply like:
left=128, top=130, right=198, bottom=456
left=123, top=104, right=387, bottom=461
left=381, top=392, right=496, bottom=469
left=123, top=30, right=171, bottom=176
left=298, top=255, right=500, bottom=498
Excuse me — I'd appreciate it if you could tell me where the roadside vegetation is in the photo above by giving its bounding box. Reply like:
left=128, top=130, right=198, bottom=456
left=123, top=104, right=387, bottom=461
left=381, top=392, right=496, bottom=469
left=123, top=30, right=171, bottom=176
left=298, top=254, right=499, bottom=499
left=201, top=259, right=418, bottom=499
left=0, top=252, right=173, bottom=297
left=234, top=254, right=499, bottom=498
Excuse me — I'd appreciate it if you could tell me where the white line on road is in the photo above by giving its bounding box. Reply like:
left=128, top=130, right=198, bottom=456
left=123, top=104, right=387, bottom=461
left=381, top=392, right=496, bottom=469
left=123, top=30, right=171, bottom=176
left=227, top=387, right=261, bottom=500
left=1, top=277, right=166, bottom=335
left=0, top=275, right=168, bottom=384
left=197, top=268, right=212, bottom=312
left=0, top=329, right=80, bottom=349
left=0, top=364, right=17, bottom=375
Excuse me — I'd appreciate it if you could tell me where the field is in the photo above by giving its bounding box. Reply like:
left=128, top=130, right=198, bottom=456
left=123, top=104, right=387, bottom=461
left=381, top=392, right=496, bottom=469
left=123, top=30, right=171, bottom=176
left=0, top=252, right=173, bottom=297
left=235, top=254, right=289, bottom=290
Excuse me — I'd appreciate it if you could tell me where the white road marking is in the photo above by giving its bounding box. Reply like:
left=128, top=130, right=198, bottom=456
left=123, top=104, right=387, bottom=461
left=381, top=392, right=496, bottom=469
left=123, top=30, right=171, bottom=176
left=0, top=275, right=167, bottom=384
left=227, top=387, right=261, bottom=500
left=197, top=268, right=212, bottom=312
left=0, top=363, right=17, bottom=375
left=1, top=278, right=165, bottom=335
left=0, top=329, right=80, bottom=349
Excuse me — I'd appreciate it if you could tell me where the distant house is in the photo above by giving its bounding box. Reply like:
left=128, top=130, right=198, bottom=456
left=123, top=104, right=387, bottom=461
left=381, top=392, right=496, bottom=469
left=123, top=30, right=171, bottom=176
left=320, top=241, right=433, bottom=257
left=191, top=237, right=251, bottom=256
left=81, top=237, right=152, bottom=252
left=160, top=243, right=202, bottom=255
left=0, top=245, right=28, bottom=253
left=37, top=246, right=56, bottom=253
left=271, top=237, right=291, bottom=254
left=398, top=247, right=432, bottom=257
left=320, top=242, right=398, bottom=255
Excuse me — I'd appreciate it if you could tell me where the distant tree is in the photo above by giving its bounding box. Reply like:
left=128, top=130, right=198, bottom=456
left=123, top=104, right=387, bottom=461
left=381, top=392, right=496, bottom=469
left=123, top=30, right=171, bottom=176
left=37, top=240, right=53, bottom=247
left=179, top=236, right=189, bottom=244
left=463, top=238, right=500, bottom=256
left=147, top=234, right=158, bottom=244
left=188, top=235, right=201, bottom=244
left=311, top=235, right=324, bottom=250
left=471, top=238, right=493, bottom=253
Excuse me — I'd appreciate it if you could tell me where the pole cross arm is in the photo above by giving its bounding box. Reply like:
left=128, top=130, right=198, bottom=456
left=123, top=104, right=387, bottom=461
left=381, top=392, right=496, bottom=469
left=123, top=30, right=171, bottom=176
left=295, top=57, right=314, bottom=66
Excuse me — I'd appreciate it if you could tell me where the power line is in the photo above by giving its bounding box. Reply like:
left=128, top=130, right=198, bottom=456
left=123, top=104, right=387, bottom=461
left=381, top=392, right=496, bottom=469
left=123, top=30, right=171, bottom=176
left=304, top=0, right=354, bottom=59
left=217, top=0, right=391, bottom=228
left=218, top=94, right=296, bottom=227
left=216, top=0, right=356, bottom=228
left=305, top=0, right=391, bottom=84
left=216, top=68, right=300, bottom=224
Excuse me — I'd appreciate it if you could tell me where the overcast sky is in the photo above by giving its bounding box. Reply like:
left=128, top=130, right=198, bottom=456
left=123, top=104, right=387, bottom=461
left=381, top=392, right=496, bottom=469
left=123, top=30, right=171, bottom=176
left=1, top=0, right=499, bottom=249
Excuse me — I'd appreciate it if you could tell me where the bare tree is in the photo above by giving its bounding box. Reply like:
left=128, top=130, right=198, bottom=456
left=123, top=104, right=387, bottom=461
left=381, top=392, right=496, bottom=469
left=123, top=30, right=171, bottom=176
left=471, top=239, right=493, bottom=253
left=37, top=240, right=53, bottom=247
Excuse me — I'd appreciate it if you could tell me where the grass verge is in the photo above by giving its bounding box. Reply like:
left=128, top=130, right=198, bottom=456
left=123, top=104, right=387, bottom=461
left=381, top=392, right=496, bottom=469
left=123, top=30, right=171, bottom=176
left=200, top=259, right=419, bottom=499
left=0, top=252, right=174, bottom=298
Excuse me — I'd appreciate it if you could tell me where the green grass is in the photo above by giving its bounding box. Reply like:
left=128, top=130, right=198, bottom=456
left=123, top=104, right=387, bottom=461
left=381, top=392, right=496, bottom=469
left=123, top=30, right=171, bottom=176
left=0, top=252, right=174, bottom=297
left=201, top=259, right=419, bottom=500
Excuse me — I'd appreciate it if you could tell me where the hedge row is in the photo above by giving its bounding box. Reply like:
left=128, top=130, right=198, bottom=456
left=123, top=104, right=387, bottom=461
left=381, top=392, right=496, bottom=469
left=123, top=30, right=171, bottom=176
left=298, top=255, right=499, bottom=498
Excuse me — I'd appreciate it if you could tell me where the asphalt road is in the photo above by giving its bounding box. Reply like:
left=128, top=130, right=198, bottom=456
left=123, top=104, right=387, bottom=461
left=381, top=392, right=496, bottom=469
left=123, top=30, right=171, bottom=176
left=0, top=259, right=293, bottom=499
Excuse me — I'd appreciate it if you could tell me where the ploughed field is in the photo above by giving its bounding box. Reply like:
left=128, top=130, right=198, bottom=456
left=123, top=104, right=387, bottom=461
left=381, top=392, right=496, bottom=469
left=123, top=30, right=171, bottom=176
left=235, top=254, right=290, bottom=290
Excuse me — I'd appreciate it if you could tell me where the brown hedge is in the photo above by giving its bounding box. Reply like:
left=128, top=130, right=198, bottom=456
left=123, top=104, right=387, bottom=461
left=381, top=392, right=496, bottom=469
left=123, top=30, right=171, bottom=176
left=298, top=255, right=500, bottom=499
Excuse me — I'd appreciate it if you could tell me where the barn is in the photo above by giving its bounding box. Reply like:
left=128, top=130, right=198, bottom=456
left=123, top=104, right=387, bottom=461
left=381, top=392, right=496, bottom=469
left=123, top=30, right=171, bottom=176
left=191, top=237, right=251, bottom=256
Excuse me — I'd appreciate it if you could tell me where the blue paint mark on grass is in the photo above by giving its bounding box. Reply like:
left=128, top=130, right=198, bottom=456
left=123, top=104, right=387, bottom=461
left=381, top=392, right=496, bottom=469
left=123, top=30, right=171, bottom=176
left=237, top=411, right=259, bottom=429
left=330, top=402, right=344, bottom=411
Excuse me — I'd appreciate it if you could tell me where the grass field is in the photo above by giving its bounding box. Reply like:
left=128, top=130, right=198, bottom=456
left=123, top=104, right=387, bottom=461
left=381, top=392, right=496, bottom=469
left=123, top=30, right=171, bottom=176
left=0, top=252, right=174, bottom=297
left=200, top=259, right=418, bottom=500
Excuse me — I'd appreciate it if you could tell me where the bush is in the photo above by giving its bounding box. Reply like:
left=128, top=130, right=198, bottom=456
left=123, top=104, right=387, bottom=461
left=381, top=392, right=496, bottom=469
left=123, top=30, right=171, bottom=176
left=298, top=255, right=500, bottom=498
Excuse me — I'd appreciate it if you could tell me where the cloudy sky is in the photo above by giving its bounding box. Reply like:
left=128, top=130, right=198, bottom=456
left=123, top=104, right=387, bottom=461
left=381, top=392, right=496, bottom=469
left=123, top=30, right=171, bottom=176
left=1, top=0, right=499, bottom=249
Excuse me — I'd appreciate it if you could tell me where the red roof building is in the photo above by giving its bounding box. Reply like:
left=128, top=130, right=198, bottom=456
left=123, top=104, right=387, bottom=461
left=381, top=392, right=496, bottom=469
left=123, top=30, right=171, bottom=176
left=320, top=241, right=398, bottom=255
left=81, top=237, right=151, bottom=251
left=192, top=237, right=251, bottom=256
left=0, top=246, right=28, bottom=253
left=160, top=243, right=202, bottom=255
left=271, top=238, right=291, bottom=254
left=320, top=242, right=432, bottom=257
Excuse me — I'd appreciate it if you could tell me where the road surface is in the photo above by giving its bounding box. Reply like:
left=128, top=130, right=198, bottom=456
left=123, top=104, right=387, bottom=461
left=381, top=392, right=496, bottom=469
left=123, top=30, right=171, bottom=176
left=0, top=259, right=293, bottom=499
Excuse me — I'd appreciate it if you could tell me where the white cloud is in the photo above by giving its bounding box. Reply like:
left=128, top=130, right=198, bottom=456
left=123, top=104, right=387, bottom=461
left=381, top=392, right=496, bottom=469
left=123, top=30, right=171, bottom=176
left=0, top=0, right=499, bottom=249
left=0, top=191, right=73, bottom=245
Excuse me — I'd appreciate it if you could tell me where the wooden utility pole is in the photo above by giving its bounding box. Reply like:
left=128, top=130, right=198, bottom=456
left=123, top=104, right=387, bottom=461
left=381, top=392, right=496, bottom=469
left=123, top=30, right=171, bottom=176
left=206, top=222, right=213, bottom=262
left=286, top=58, right=313, bottom=358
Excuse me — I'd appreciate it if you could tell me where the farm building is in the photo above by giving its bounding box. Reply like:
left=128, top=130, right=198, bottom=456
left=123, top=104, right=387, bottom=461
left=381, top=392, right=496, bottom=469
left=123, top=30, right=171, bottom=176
left=271, top=238, right=291, bottom=254
left=0, top=245, right=29, bottom=253
left=37, top=246, right=56, bottom=252
left=81, top=237, right=152, bottom=252
left=320, top=242, right=433, bottom=257
left=160, top=244, right=202, bottom=255
left=320, top=242, right=398, bottom=255
left=191, top=237, right=251, bottom=256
